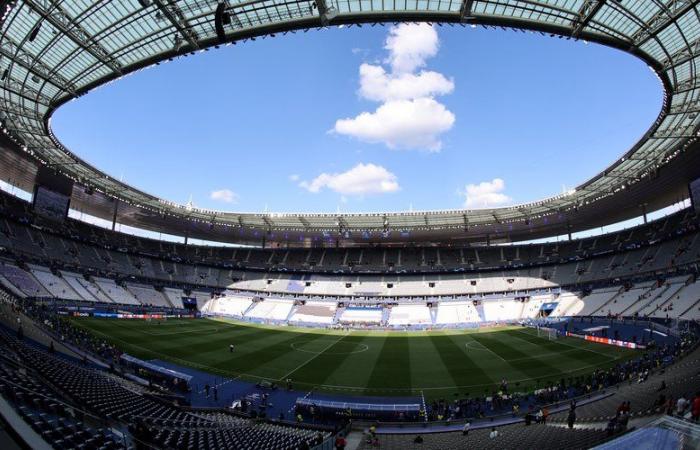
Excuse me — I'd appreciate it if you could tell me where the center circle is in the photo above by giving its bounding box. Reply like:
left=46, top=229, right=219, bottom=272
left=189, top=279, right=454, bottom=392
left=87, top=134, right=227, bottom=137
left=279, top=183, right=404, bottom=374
left=290, top=341, right=369, bottom=355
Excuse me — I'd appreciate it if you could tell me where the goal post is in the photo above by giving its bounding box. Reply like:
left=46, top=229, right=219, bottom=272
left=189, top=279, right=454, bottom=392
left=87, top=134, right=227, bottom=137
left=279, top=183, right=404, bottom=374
left=536, top=326, right=558, bottom=340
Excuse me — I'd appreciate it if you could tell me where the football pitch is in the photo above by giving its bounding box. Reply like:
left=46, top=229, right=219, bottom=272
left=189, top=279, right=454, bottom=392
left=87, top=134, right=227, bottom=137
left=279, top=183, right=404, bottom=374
left=71, top=318, right=638, bottom=398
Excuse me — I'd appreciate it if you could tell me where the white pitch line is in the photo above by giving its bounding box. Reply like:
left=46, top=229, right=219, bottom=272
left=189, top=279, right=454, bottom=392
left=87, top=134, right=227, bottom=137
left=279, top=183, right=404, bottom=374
left=277, top=332, right=350, bottom=382
left=465, top=337, right=507, bottom=363
left=514, top=329, right=618, bottom=359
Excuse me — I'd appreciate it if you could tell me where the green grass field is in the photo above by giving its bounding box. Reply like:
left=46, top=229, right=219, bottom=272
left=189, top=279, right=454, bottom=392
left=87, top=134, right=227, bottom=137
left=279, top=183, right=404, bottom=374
left=71, top=318, right=638, bottom=399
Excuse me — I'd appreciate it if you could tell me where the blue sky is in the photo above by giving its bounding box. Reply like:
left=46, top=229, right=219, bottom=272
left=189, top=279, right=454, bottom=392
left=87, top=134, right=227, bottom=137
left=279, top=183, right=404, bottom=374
left=52, top=23, right=662, bottom=214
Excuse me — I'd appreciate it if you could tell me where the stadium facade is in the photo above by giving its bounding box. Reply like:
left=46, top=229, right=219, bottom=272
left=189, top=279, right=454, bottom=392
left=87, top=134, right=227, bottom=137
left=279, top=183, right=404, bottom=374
left=1, top=0, right=700, bottom=246
left=1, top=1, right=700, bottom=450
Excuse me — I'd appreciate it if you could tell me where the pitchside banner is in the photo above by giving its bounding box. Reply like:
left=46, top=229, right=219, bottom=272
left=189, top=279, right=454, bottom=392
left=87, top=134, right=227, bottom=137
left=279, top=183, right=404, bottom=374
left=566, top=331, right=645, bottom=349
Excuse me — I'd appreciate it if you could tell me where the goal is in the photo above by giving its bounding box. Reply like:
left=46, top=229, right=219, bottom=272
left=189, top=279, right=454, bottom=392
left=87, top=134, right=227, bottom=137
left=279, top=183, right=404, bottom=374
left=537, top=327, right=558, bottom=340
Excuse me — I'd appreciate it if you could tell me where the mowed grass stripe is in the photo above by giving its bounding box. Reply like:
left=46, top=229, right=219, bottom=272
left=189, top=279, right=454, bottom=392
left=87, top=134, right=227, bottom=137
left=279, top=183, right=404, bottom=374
left=277, top=334, right=368, bottom=385
left=209, top=331, right=331, bottom=378
left=81, top=318, right=270, bottom=356
left=314, top=335, right=387, bottom=391
left=366, top=336, right=411, bottom=391
left=515, top=328, right=635, bottom=358
left=505, top=330, right=617, bottom=365
left=428, top=334, right=493, bottom=390
left=75, top=319, right=331, bottom=380
left=470, top=333, right=565, bottom=381
left=406, top=333, right=453, bottom=390
left=160, top=326, right=300, bottom=358
left=72, top=319, right=635, bottom=397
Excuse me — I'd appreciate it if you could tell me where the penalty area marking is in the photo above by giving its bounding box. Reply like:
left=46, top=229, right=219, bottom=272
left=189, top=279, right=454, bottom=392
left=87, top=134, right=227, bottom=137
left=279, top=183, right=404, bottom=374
left=277, top=332, right=350, bottom=381
left=464, top=339, right=507, bottom=362
left=290, top=341, right=369, bottom=355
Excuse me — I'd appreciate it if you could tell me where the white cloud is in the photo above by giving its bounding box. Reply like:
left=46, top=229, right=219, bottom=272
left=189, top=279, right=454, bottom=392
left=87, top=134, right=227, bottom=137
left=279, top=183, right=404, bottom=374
left=210, top=189, right=239, bottom=203
left=299, top=163, right=400, bottom=196
left=333, top=23, right=455, bottom=152
left=288, top=174, right=300, bottom=182
left=358, top=63, right=454, bottom=102
left=335, top=98, right=455, bottom=152
left=384, top=22, right=439, bottom=74
left=461, top=178, right=513, bottom=209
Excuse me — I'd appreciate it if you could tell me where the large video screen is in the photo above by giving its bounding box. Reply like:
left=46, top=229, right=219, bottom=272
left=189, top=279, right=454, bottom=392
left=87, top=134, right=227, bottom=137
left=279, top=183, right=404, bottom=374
left=691, top=178, right=700, bottom=213
left=33, top=185, right=70, bottom=222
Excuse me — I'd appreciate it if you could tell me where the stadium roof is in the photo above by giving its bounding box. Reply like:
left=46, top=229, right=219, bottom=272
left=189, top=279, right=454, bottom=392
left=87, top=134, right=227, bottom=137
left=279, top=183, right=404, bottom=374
left=1, top=0, right=700, bottom=246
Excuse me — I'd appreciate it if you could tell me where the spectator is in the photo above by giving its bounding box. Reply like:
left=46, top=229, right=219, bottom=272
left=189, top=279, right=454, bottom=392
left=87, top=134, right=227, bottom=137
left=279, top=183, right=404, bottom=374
left=676, top=395, right=688, bottom=416
left=692, top=392, right=700, bottom=421
left=334, top=433, right=347, bottom=450
left=567, top=408, right=576, bottom=429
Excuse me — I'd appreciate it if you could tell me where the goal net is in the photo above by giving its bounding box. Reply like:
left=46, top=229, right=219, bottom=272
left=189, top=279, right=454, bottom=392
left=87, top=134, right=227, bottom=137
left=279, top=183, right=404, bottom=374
left=537, top=327, right=558, bottom=340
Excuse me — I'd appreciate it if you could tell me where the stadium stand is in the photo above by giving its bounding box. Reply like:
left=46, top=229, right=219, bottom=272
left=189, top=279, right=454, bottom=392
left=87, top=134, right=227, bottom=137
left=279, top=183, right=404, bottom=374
left=28, top=265, right=82, bottom=301
left=60, top=271, right=100, bottom=303
left=0, top=313, right=330, bottom=450
left=288, top=301, right=337, bottom=325
left=3, top=3, right=700, bottom=447
left=435, top=301, right=480, bottom=325
left=0, top=263, right=49, bottom=298
left=245, top=299, right=295, bottom=321
left=339, top=307, right=384, bottom=325
left=93, top=278, right=140, bottom=306
left=208, top=295, right=255, bottom=318
left=126, top=283, right=172, bottom=308
left=162, top=287, right=186, bottom=309
left=387, top=304, right=432, bottom=327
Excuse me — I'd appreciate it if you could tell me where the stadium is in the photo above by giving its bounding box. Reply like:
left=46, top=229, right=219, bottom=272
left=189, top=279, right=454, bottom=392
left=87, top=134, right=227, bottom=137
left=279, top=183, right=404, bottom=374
left=0, top=1, right=700, bottom=449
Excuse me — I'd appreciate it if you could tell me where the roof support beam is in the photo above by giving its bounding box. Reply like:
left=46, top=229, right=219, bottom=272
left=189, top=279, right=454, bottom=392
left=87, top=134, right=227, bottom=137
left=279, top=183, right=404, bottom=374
left=460, top=0, right=475, bottom=21
left=632, top=0, right=696, bottom=45
left=22, top=0, right=122, bottom=76
left=572, top=0, right=605, bottom=37
left=315, top=0, right=338, bottom=26
left=0, top=36, right=75, bottom=97
left=153, top=0, right=200, bottom=50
